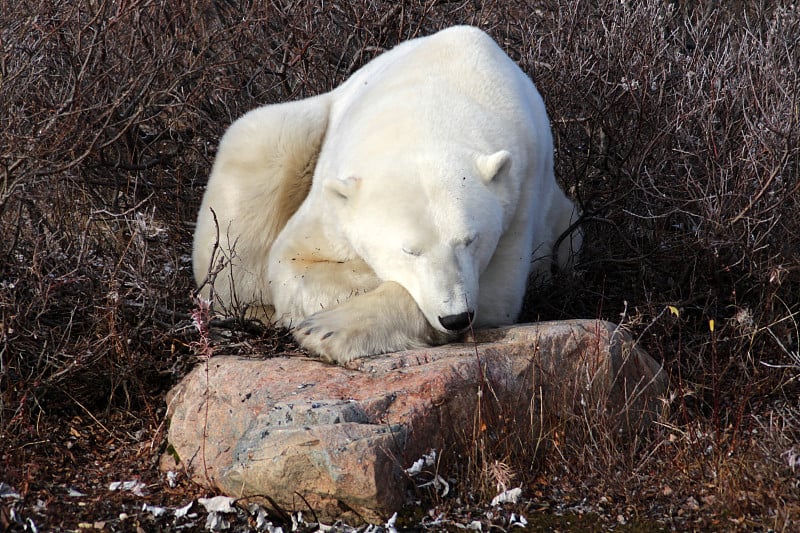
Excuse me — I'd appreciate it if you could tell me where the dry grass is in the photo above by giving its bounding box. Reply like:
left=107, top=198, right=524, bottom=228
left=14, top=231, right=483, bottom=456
left=1, top=0, right=798, bottom=530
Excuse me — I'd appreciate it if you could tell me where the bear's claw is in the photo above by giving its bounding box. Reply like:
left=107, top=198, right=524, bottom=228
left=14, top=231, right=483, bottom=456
left=294, top=310, right=365, bottom=364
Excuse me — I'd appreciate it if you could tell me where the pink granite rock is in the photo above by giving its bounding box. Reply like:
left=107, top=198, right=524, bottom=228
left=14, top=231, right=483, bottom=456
left=162, top=320, right=667, bottom=523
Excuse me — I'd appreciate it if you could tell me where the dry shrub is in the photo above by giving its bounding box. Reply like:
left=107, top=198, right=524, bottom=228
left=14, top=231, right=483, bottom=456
left=0, top=0, right=286, bottom=426
left=0, top=0, right=798, bottom=524
left=518, top=0, right=800, bottom=521
left=533, top=0, right=799, bottom=410
left=0, top=0, right=536, bottom=430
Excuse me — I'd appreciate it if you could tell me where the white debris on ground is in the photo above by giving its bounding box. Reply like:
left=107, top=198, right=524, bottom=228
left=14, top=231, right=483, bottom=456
left=0, top=482, right=21, bottom=500
left=199, top=495, right=238, bottom=513
left=1, top=473, right=534, bottom=532
left=404, top=449, right=452, bottom=498
left=404, top=449, right=437, bottom=475
left=419, top=474, right=450, bottom=497
left=108, top=480, right=147, bottom=497
left=141, top=502, right=168, bottom=516
left=1, top=482, right=39, bottom=533
left=509, top=513, right=528, bottom=528
left=383, top=511, right=398, bottom=533
left=490, top=487, right=522, bottom=506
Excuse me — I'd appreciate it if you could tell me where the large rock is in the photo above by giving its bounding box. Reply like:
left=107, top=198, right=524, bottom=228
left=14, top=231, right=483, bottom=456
left=162, top=320, right=667, bottom=523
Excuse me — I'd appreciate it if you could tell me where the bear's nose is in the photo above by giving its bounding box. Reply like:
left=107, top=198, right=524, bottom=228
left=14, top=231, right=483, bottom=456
left=439, top=311, right=474, bottom=331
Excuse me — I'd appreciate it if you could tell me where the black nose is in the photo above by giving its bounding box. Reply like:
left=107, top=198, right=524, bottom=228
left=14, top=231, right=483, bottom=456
left=438, top=311, right=474, bottom=331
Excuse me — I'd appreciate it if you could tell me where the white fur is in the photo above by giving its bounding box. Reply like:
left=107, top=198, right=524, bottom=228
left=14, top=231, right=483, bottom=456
left=192, top=26, right=582, bottom=364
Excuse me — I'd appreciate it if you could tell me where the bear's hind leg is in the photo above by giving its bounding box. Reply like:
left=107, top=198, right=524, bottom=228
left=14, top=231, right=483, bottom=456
left=294, top=281, right=452, bottom=364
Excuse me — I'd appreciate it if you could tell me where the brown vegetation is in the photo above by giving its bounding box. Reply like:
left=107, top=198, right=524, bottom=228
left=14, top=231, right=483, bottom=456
left=1, top=0, right=798, bottom=530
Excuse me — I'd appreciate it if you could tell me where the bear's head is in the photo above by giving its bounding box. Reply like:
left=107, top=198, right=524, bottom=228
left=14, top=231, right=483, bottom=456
left=325, top=150, right=513, bottom=334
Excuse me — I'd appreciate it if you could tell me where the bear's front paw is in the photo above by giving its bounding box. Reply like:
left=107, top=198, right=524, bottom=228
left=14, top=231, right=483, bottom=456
left=294, top=309, right=372, bottom=365
left=291, top=281, right=451, bottom=364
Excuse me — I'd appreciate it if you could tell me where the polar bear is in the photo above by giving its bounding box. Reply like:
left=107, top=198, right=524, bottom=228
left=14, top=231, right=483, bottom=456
left=193, top=26, right=582, bottom=364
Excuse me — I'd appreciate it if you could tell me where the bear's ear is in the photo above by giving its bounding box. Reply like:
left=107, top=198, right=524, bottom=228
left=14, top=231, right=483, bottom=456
left=476, top=150, right=512, bottom=183
left=325, top=176, right=361, bottom=200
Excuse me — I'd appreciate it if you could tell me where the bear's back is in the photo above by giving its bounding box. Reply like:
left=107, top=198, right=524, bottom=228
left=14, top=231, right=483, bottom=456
left=334, top=26, right=528, bottom=106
